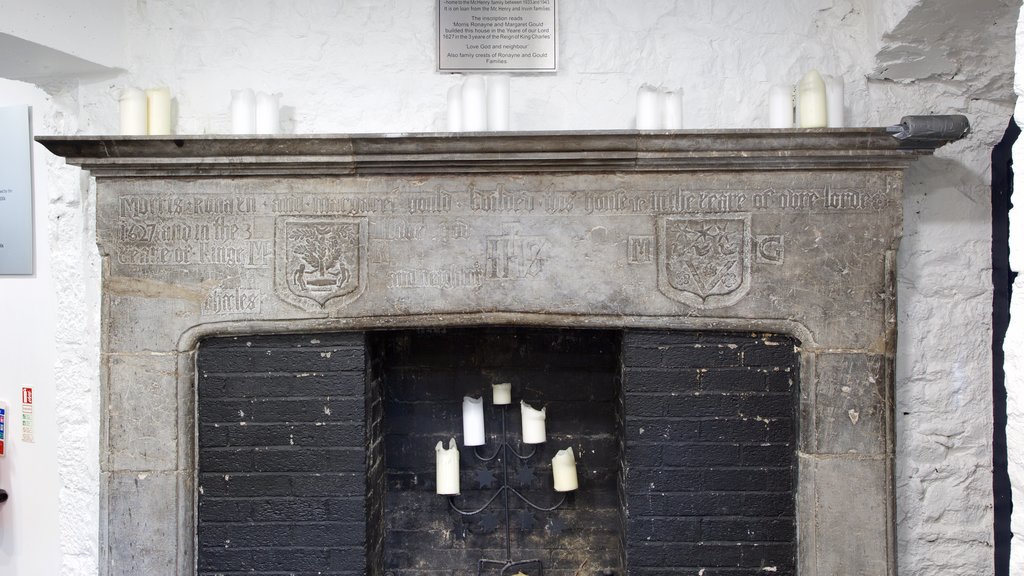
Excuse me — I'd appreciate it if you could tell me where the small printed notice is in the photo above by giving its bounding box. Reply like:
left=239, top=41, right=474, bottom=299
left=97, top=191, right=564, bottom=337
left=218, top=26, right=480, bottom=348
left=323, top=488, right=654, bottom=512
left=0, top=106, right=34, bottom=275
left=21, top=387, right=33, bottom=444
left=0, top=403, right=7, bottom=456
left=438, top=0, right=557, bottom=72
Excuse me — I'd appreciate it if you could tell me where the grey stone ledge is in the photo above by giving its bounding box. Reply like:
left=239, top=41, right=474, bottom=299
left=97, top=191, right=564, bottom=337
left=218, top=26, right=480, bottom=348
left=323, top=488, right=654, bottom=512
left=37, top=129, right=948, bottom=177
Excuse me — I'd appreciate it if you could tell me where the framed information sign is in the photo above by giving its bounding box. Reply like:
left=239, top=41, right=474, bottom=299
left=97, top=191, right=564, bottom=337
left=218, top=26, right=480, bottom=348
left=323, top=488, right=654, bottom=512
left=0, top=106, right=34, bottom=275
left=438, top=0, right=557, bottom=72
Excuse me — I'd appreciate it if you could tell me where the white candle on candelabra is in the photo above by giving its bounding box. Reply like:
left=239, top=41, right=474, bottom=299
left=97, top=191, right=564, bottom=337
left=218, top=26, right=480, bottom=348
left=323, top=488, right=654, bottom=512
left=461, top=75, right=487, bottom=131
left=463, top=396, right=486, bottom=446
left=797, top=70, right=827, bottom=128
left=768, top=84, right=794, bottom=129
left=662, top=90, right=684, bottom=130
left=635, top=84, right=661, bottom=130
left=446, top=84, right=464, bottom=132
left=487, top=75, right=510, bottom=131
left=255, top=92, right=281, bottom=135
left=145, top=87, right=172, bottom=135
left=435, top=438, right=460, bottom=495
left=231, top=89, right=256, bottom=134
left=521, top=401, right=546, bottom=444
left=119, top=87, right=147, bottom=136
left=551, top=447, right=579, bottom=492
left=824, top=75, right=845, bottom=128
left=492, top=383, right=512, bottom=405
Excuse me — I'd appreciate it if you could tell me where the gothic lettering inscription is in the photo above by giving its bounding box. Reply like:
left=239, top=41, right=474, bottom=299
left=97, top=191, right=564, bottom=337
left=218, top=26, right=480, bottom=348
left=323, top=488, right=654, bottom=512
left=108, top=180, right=889, bottom=309
left=755, top=235, right=785, bottom=265
left=201, top=287, right=264, bottom=316
left=116, top=194, right=268, bottom=269
left=485, top=222, right=549, bottom=280
left=628, top=236, right=654, bottom=264
left=387, top=264, right=485, bottom=289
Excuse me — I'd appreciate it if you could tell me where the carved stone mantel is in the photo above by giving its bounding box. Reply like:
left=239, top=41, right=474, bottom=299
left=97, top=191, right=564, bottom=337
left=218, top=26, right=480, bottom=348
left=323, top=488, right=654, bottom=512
left=38, top=129, right=955, bottom=575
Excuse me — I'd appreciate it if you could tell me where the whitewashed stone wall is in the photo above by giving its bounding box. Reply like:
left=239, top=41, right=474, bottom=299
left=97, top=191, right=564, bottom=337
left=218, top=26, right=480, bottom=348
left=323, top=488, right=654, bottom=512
left=1008, top=5, right=1024, bottom=575
left=22, top=0, right=1014, bottom=574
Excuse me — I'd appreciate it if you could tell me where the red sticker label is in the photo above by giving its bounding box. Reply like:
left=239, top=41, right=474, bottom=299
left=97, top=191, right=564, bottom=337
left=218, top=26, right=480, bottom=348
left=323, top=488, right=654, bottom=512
left=22, top=387, right=32, bottom=404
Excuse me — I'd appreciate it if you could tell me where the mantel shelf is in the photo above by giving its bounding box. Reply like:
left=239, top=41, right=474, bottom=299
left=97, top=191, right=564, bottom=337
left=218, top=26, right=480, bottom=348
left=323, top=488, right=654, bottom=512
left=37, top=128, right=958, bottom=177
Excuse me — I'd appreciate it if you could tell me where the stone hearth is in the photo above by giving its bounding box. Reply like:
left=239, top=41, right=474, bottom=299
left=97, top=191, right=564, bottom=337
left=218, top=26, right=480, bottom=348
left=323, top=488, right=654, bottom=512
left=39, top=129, right=959, bottom=575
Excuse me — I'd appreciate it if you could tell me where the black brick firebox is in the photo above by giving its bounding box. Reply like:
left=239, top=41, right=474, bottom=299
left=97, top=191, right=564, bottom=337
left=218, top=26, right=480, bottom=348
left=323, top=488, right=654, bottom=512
left=196, top=328, right=797, bottom=575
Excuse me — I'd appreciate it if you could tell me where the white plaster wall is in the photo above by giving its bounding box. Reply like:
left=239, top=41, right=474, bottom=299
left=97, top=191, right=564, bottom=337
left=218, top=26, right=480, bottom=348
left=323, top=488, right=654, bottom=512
left=0, top=0, right=125, bottom=69
left=0, top=78, right=89, bottom=576
left=5, top=1, right=1012, bottom=574
left=1008, top=6, right=1024, bottom=574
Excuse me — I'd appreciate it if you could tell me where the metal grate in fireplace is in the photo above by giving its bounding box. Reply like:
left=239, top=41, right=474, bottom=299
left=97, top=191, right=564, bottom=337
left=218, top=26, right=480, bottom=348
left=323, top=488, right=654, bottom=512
left=195, top=328, right=797, bottom=575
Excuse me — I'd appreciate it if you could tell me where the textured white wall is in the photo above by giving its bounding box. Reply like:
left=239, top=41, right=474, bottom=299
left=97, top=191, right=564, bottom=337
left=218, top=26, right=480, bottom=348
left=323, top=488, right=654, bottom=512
left=0, top=78, right=94, bottom=576
left=0, top=0, right=125, bottom=69
left=1008, top=6, right=1024, bottom=574
left=6, top=1, right=1014, bottom=574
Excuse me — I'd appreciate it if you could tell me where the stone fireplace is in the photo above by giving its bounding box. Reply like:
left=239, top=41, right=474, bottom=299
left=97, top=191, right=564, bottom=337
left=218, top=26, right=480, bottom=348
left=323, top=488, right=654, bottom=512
left=38, top=129, right=959, bottom=575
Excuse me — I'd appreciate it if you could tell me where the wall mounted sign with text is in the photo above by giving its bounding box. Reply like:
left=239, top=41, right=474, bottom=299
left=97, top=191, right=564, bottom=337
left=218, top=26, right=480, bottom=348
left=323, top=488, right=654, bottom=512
left=21, top=387, right=33, bottom=444
left=438, top=0, right=557, bottom=72
left=0, top=105, right=34, bottom=275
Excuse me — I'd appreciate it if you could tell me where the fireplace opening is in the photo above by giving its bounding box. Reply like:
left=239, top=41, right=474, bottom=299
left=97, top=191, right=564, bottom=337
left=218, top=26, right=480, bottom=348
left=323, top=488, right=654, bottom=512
left=195, top=328, right=798, bottom=575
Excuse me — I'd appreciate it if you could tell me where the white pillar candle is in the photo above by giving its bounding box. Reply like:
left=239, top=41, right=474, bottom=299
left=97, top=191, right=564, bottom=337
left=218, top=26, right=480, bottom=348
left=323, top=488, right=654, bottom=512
left=552, top=447, right=579, bottom=492
left=492, top=383, right=512, bottom=405
left=461, top=75, right=487, bottom=132
left=145, top=87, right=172, bottom=135
left=486, top=75, right=510, bottom=131
left=797, top=70, right=827, bottom=128
left=255, top=92, right=281, bottom=135
left=231, top=89, right=257, bottom=134
left=462, top=396, right=486, bottom=446
left=768, top=84, right=794, bottom=129
left=521, top=400, right=546, bottom=444
left=662, top=90, right=683, bottom=130
left=824, top=75, right=845, bottom=128
left=635, top=85, right=662, bottom=130
left=446, top=83, right=464, bottom=132
left=119, top=87, right=148, bottom=136
left=435, top=438, right=460, bottom=495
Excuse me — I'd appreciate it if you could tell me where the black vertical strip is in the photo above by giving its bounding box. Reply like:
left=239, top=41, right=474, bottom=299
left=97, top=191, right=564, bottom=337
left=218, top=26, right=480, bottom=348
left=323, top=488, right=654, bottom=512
left=992, top=116, right=1018, bottom=576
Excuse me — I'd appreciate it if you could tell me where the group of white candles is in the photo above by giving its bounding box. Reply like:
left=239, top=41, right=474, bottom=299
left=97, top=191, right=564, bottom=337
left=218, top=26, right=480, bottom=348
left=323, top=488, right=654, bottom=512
left=119, top=87, right=172, bottom=136
left=769, top=70, right=845, bottom=128
left=446, top=75, right=510, bottom=132
left=635, top=84, right=685, bottom=130
left=230, top=89, right=282, bottom=135
left=435, top=382, right=579, bottom=495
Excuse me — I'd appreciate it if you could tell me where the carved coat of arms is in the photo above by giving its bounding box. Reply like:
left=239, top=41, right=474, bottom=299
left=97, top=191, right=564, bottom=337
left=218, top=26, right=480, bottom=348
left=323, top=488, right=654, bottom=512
left=657, top=215, right=751, bottom=309
left=275, top=218, right=366, bottom=310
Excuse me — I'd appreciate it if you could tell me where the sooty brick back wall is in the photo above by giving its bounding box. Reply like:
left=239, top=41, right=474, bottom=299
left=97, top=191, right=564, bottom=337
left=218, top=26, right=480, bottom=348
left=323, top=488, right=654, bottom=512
left=621, top=331, right=798, bottom=576
left=194, top=329, right=797, bottom=575
left=197, top=333, right=370, bottom=575
left=374, top=328, right=624, bottom=575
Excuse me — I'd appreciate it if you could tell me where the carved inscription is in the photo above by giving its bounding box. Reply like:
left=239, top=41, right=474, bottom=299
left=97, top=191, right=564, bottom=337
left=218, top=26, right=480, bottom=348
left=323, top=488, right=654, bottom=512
left=755, top=235, right=785, bottom=265
left=117, top=195, right=269, bottom=268
left=485, top=223, right=549, bottom=280
left=628, top=236, right=654, bottom=264
left=109, top=180, right=890, bottom=309
left=387, top=264, right=485, bottom=289
left=201, top=287, right=263, bottom=316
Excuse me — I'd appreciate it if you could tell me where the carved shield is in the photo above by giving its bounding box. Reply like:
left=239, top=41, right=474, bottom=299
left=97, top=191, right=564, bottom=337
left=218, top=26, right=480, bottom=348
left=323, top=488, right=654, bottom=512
left=275, top=217, right=367, bottom=310
left=657, top=215, right=751, bottom=309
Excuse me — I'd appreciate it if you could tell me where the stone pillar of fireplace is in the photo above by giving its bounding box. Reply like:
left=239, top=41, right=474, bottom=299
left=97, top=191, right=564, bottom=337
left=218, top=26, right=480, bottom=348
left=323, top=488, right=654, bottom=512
left=39, top=129, right=959, bottom=575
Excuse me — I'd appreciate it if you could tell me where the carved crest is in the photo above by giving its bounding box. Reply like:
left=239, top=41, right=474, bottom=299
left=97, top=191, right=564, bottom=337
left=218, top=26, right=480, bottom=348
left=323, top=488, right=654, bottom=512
left=275, top=217, right=366, bottom=310
left=657, top=215, right=751, bottom=309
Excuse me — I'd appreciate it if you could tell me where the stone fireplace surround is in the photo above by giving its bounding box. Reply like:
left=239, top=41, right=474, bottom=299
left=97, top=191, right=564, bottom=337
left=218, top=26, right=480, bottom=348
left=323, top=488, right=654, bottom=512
left=38, top=129, right=957, bottom=575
